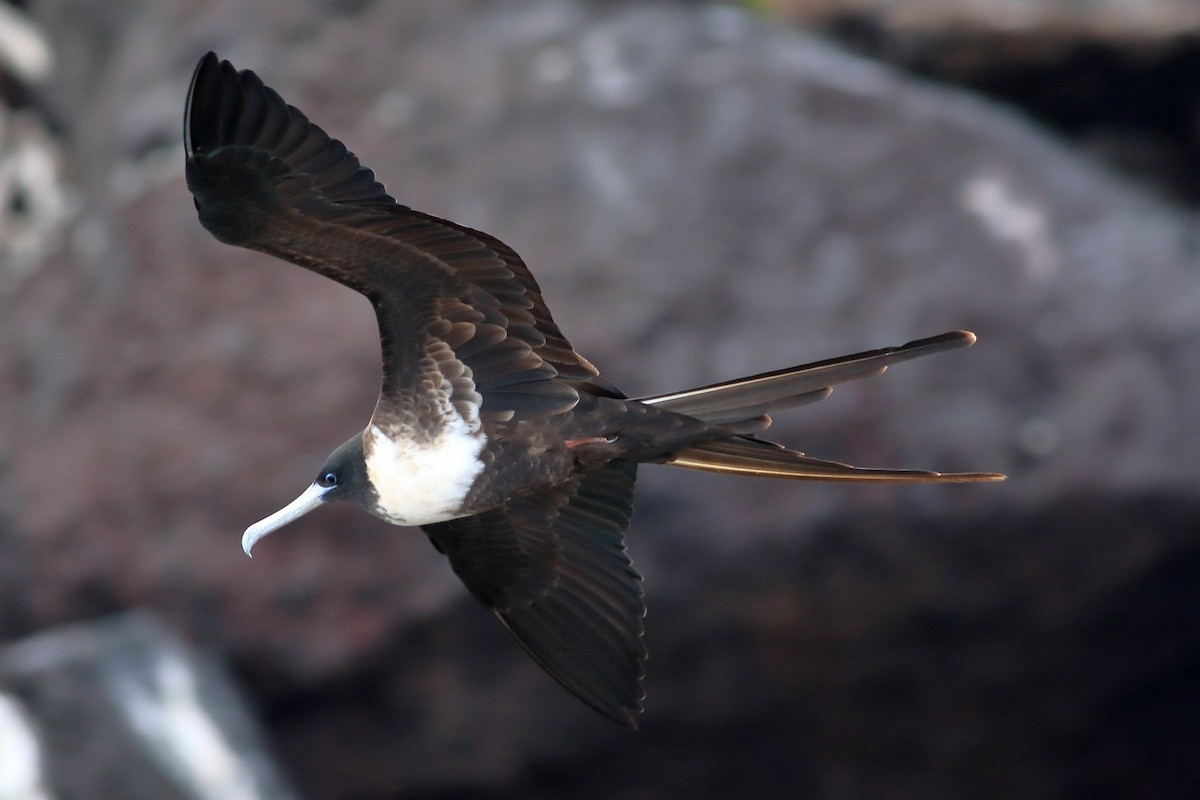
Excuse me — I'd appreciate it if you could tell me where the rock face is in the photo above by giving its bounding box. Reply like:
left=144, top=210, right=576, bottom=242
left=1, top=0, right=1198, bottom=798
left=0, top=612, right=301, bottom=800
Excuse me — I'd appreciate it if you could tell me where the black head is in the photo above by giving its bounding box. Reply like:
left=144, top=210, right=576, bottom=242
left=310, top=435, right=370, bottom=504
left=241, top=434, right=371, bottom=555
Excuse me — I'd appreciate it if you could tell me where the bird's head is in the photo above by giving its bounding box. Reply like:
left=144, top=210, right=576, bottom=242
left=241, top=434, right=370, bottom=556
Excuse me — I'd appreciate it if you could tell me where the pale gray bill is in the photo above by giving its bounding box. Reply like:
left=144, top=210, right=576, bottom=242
left=241, top=482, right=330, bottom=556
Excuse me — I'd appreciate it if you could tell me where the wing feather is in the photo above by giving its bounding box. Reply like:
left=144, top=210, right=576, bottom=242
left=422, top=463, right=645, bottom=726
left=184, top=52, right=610, bottom=420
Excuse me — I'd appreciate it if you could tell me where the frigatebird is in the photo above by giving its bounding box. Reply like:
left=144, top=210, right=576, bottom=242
left=184, top=52, right=1003, bottom=726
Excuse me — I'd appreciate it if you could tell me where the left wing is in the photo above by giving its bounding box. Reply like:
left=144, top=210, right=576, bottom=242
left=184, top=52, right=613, bottom=421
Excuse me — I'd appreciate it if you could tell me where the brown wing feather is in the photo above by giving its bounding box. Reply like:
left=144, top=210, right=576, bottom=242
left=422, top=463, right=645, bottom=727
left=184, top=52, right=610, bottom=419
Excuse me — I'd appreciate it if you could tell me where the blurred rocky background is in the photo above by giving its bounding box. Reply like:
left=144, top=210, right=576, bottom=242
left=769, top=0, right=1200, bottom=203
left=0, top=0, right=1197, bottom=798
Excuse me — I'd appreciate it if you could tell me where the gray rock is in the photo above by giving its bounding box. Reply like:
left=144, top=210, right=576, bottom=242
left=1, top=0, right=1197, bottom=798
left=0, top=612, right=300, bottom=800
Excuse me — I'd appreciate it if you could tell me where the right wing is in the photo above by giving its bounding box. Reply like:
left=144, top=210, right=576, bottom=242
left=422, top=463, right=646, bottom=726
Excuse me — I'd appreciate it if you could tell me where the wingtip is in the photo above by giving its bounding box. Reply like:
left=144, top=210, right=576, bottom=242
left=957, top=330, right=978, bottom=347
left=596, top=695, right=644, bottom=728
left=184, top=51, right=224, bottom=158
left=945, top=328, right=974, bottom=347
left=617, top=707, right=641, bottom=730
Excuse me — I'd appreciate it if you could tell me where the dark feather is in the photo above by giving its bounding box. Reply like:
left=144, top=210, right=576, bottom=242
left=641, top=331, right=977, bottom=431
left=184, top=52, right=611, bottom=419
left=422, top=463, right=645, bottom=726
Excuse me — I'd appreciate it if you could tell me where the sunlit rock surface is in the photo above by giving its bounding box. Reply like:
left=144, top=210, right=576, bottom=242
left=0, top=691, right=53, bottom=800
left=0, top=613, right=300, bottom=800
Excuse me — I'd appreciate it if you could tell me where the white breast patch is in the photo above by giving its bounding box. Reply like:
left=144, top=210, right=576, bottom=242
left=364, top=411, right=487, bottom=527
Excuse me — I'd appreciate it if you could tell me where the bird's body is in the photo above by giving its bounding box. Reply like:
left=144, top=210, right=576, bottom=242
left=184, top=52, right=1002, bottom=726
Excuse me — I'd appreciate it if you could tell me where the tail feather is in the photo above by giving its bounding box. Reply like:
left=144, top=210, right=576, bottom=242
left=639, top=331, right=976, bottom=432
left=666, top=437, right=1005, bottom=483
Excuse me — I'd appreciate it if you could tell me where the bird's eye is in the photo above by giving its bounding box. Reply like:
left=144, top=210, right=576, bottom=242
left=317, top=471, right=338, bottom=488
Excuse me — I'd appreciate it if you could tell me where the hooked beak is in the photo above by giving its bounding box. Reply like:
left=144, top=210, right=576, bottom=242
left=241, top=483, right=330, bottom=557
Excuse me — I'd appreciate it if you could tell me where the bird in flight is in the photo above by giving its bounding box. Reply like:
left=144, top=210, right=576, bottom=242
left=184, top=52, right=1003, bottom=727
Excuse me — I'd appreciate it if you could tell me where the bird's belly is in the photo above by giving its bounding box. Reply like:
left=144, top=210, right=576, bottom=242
left=364, top=423, right=487, bottom=526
